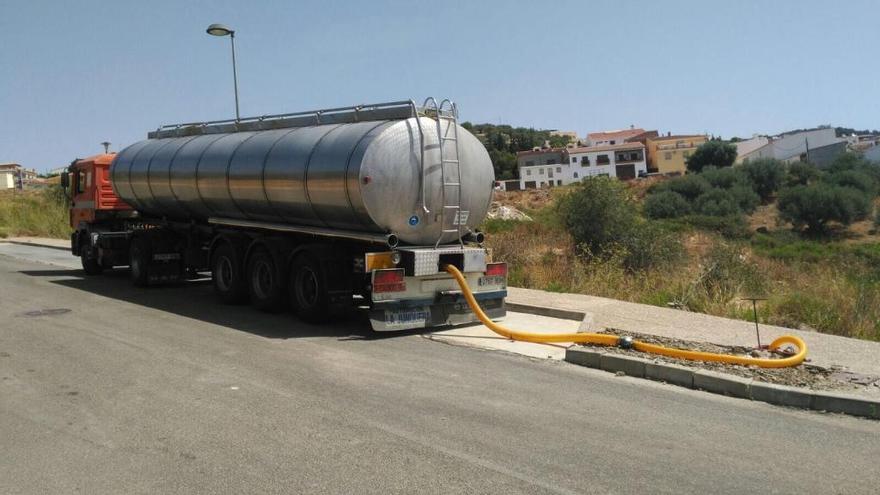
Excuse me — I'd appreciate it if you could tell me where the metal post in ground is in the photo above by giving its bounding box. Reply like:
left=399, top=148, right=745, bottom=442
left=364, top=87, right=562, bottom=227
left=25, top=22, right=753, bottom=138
left=742, top=297, right=767, bottom=348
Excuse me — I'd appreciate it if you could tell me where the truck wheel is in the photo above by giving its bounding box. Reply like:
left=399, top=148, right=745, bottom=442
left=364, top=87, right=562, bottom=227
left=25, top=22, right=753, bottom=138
left=247, top=248, right=285, bottom=312
left=289, top=253, right=329, bottom=323
left=129, top=237, right=150, bottom=287
left=80, top=246, right=103, bottom=275
left=212, top=243, right=247, bottom=304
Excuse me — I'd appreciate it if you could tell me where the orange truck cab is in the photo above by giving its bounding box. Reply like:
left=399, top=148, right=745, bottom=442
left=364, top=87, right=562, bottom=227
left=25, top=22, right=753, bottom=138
left=61, top=153, right=135, bottom=273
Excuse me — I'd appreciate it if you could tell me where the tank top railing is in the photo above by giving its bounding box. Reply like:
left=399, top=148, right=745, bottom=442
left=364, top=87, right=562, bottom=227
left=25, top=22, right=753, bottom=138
left=149, top=99, right=428, bottom=139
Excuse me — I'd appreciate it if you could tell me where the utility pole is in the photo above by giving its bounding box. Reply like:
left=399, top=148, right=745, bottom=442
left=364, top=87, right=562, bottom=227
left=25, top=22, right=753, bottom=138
left=804, top=137, right=810, bottom=163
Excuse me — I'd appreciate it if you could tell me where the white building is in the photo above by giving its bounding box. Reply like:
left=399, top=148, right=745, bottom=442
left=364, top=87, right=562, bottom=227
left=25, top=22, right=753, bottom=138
left=0, top=170, right=15, bottom=189
left=736, top=128, right=845, bottom=164
left=518, top=142, right=647, bottom=189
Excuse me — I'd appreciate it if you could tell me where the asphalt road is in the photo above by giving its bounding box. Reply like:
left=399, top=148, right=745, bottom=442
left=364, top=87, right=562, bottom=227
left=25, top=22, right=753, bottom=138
left=1, top=243, right=878, bottom=494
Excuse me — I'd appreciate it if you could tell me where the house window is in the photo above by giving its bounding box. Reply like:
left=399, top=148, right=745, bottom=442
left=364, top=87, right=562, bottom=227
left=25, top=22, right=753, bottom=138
left=597, top=154, right=610, bottom=165
left=571, top=157, right=577, bottom=163
left=556, top=167, right=561, bottom=173
left=664, top=152, right=672, bottom=160
left=539, top=168, right=545, bottom=175
left=581, top=156, right=589, bottom=166
left=526, top=169, right=532, bottom=176
left=573, top=172, right=579, bottom=178
left=610, top=140, right=616, bottom=145
left=557, top=180, right=562, bottom=186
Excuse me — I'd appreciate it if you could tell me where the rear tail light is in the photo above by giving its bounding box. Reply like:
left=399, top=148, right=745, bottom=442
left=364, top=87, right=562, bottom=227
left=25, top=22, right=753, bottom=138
left=372, top=268, right=406, bottom=293
left=485, top=262, right=507, bottom=277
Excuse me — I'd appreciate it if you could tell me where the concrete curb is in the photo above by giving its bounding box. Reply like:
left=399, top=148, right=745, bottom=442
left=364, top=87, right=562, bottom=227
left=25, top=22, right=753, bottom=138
left=565, top=347, right=880, bottom=420
left=506, top=302, right=586, bottom=321
left=1, top=239, right=69, bottom=252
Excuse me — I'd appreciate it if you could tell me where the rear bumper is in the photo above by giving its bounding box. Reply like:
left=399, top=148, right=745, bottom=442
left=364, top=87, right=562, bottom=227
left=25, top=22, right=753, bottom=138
left=368, top=290, right=507, bottom=331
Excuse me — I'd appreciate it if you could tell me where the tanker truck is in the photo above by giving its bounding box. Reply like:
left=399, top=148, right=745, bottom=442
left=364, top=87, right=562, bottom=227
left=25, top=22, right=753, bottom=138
left=61, top=99, right=507, bottom=331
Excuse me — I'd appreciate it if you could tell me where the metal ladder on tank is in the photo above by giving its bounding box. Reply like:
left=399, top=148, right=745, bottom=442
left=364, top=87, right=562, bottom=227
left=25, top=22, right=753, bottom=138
left=423, top=98, right=464, bottom=248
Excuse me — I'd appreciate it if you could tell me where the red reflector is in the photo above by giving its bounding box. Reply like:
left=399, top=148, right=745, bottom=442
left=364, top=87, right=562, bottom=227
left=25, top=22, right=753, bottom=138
left=373, top=269, right=406, bottom=293
left=485, top=262, right=507, bottom=277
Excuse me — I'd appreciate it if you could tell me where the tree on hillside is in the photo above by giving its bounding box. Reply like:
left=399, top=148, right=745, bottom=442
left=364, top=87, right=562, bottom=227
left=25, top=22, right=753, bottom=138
left=556, top=177, right=638, bottom=254
left=685, top=141, right=738, bottom=173
left=549, top=135, right=573, bottom=148
left=777, top=184, right=871, bottom=234
left=556, top=177, right=682, bottom=270
left=740, top=158, right=785, bottom=202
left=785, top=161, right=820, bottom=187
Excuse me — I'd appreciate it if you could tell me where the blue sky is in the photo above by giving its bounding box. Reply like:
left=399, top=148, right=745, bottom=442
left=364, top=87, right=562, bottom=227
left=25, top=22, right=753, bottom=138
left=1, top=0, right=878, bottom=171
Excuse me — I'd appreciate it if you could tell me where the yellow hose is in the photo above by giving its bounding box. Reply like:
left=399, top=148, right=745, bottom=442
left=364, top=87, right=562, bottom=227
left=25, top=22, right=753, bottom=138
left=445, top=265, right=807, bottom=368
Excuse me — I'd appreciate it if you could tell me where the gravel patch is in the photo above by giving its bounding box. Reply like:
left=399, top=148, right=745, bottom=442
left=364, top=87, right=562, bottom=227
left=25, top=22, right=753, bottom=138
left=579, top=329, right=879, bottom=393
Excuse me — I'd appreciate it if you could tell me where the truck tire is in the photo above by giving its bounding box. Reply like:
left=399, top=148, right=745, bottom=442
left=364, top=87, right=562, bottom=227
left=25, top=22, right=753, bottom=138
left=211, top=243, right=247, bottom=304
left=80, top=246, right=103, bottom=275
left=129, top=237, right=150, bottom=287
left=289, top=253, right=329, bottom=323
left=246, top=248, right=286, bottom=312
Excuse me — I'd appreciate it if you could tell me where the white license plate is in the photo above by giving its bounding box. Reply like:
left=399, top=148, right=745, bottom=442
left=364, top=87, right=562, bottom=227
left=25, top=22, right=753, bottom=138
left=478, top=275, right=505, bottom=287
left=384, top=307, right=430, bottom=329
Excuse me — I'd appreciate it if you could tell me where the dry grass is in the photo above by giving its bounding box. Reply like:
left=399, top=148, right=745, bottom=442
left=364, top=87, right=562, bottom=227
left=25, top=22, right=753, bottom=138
left=0, top=188, right=70, bottom=239
left=484, top=218, right=880, bottom=342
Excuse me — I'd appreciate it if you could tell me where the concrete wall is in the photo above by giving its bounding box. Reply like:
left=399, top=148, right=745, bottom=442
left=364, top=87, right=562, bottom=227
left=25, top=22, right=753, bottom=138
left=806, top=141, right=847, bottom=168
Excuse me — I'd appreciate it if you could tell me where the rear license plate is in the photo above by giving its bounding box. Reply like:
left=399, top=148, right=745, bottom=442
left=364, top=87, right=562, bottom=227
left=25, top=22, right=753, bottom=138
left=478, top=275, right=505, bottom=287
left=384, top=307, right=430, bottom=329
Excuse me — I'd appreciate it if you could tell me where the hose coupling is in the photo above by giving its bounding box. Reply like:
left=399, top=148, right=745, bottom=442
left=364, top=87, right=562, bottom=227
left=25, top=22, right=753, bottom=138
left=617, top=336, right=634, bottom=349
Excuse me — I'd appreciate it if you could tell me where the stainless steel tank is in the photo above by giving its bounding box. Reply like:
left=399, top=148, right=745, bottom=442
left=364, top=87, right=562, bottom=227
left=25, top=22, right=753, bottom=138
left=111, top=117, right=494, bottom=245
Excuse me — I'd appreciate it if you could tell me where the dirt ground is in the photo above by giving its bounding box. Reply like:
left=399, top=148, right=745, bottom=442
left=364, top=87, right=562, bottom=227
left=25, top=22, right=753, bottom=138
left=579, top=329, right=880, bottom=393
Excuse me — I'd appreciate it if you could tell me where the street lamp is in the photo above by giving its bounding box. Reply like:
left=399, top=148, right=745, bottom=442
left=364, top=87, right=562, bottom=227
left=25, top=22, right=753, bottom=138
left=206, top=23, right=240, bottom=121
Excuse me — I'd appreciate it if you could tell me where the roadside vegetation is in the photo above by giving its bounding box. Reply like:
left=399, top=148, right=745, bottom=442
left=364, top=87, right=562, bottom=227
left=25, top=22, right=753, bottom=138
left=486, top=149, right=880, bottom=341
left=0, top=186, right=69, bottom=239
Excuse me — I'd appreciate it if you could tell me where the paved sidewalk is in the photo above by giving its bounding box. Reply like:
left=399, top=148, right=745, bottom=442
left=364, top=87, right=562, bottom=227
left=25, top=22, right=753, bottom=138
left=507, top=286, right=880, bottom=377
left=2, top=236, right=68, bottom=250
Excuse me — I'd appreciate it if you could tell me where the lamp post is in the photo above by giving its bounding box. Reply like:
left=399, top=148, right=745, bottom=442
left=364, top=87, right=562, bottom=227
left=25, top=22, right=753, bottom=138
left=206, top=23, right=240, bottom=121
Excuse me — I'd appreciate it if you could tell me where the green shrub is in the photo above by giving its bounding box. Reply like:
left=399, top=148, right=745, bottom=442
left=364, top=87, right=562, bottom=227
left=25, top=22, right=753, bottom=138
left=694, top=189, right=741, bottom=216
left=785, top=161, right=819, bottom=187
left=700, top=166, right=745, bottom=189
left=740, top=158, right=785, bottom=202
left=777, top=184, right=872, bottom=233
left=654, top=174, right=712, bottom=202
left=556, top=176, right=638, bottom=254
left=827, top=152, right=879, bottom=177
left=827, top=169, right=878, bottom=197
left=615, top=222, right=685, bottom=271
left=685, top=140, right=737, bottom=173
left=728, top=185, right=761, bottom=214
left=643, top=191, right=691, bottom=219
